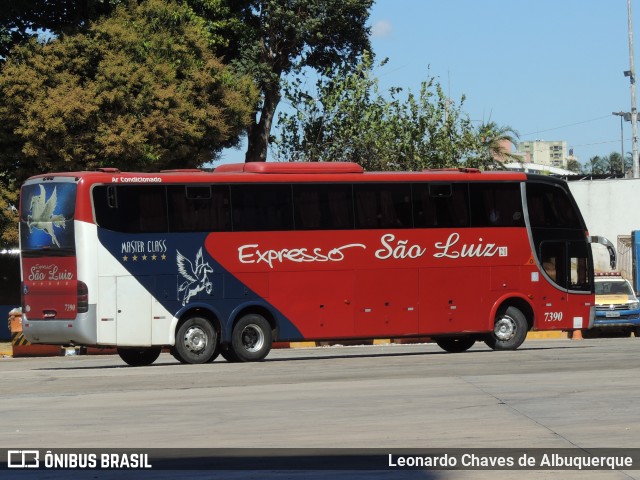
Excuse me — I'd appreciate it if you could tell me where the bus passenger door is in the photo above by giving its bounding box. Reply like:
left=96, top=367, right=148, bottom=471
left=116, top=276, right=152, bottom=346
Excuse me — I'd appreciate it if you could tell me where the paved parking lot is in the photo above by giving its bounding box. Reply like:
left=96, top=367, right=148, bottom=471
left=1, top=338, right=640, bottom=479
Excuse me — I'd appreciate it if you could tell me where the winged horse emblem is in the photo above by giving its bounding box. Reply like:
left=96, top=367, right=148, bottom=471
left=27, top=185, right=66, bottom=247
left=177, top=248, right=214, bottom=306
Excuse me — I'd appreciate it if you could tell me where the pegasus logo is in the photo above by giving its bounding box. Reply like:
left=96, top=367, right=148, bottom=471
left=27, top=185, right=66, bottom=247
left=177, top=247, right=213, bottom=306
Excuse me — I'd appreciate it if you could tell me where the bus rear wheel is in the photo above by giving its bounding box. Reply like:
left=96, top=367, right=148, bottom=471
left=435, top=336, right=476, bottom=353
left=220, top=345, right=240, bottom=362
left=229, top=314, right=273, bottom=362
left=117, top=347, right=162, bottom=366
left=484, top=306, right=528, bottom=351
left=172, top=316, right=218, bottom=364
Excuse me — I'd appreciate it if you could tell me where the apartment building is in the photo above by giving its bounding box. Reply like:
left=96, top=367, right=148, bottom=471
left=515, top=140, right=567, bottom=169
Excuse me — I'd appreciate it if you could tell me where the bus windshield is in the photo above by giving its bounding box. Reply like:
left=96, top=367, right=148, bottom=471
left=20, top=182, right=77, bottom=255
left=526, top=180, right=592, bottom=292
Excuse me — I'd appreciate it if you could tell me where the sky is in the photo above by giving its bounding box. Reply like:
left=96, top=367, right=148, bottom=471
left=216, top=0, right=637, bottom=167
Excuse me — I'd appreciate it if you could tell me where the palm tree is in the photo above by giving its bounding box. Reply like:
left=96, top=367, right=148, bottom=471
left=476, top=121, right=520, bottom=164
left=586, top=155, right=607, bottom=175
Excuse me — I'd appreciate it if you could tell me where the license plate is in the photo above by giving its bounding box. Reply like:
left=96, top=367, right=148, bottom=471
left=605, top=311, right=621, bottom=318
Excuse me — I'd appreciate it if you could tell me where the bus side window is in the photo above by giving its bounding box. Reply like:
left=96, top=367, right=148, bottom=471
left=354, top=184, right=412, bottom=229
left=413, top=183, right=469, bottom=228
left=167, top=185, right=230, bottom=232
left=132, top=186, right=167, bottom=233
left=540, top=241, right=565, bottom=287
left=293, top=184, right=353, bottom=230
left=231, top=184, right=293, bottom=231
left=93, top=185, right=168, bottom=233
left=542, top=257, right=557, bottom=282
left=107, top=186, right=117, bottom=208
left=469, top=183, right=524, bottom=227
left=568, top=241, right=591, bottom=291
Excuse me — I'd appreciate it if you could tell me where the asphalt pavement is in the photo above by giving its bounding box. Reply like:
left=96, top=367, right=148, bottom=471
left=1, top=337, right=639, bottom=480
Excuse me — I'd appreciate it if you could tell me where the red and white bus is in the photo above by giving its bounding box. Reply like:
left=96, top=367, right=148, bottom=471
left=19, top=162, right=595, bottom=366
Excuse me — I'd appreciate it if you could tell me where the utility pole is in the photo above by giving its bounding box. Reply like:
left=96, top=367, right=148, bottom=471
left=612, top=111, right=625, bottom=174
left=627, top=0, right=640, bottom=178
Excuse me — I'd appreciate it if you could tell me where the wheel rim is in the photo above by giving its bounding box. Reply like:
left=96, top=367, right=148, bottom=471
left=183, top=326, right=208, bottom=353
left=494, top=315, right=517, bottom=341
left=241, top=324, right=264, bottom=353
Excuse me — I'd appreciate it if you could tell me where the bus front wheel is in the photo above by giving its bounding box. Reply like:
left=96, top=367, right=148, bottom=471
left=484, top=306, right=528, bottom=351
left=172, top=316, right=219, bottom=364
left=230, top=314, right=273, bottom=362
left=117, top=347, right=162, bottom=367
left=435, top=336, right=476, bottom=353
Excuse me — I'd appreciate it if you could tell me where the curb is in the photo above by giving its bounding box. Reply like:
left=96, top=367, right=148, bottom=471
left=274, top=331, right=571, bottom=349
left=527, top=331, right=569, bottom=340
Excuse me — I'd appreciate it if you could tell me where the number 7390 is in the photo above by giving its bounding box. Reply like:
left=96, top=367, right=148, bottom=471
left=544, top=311, right=563, bottom=322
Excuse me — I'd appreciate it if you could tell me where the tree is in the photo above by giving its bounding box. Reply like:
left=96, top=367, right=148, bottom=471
left=472, top=121, right=519, bottom=165
left=273, top=55, right=502, bottom=171
left=232, top=0, right=373, bottom=162
left=0, top=180, right=18, bottom=248
left=0, top=0, right=258, bottom=184
left=566, top=157, right=581, bottom=173
left=0, top=1, right=124, bottom=64
left=582, top=152, right=632, bottom=176
left=604, top=151, right=631, bottom=176
left=585, top=155, right=607, bottom=175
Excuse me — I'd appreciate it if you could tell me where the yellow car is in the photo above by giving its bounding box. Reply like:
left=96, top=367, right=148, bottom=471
left=593, top=273, right=640, bottom=336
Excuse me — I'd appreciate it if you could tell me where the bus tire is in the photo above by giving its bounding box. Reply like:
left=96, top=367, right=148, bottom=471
left=173, top=316, right=218, bottom=364
left=117, top=347, right=162, bottom=367
left=435, top=336, right=475, bottom=353
left=484, top=306, right=528, bottom=351
left=230, top=314, right=272, bottom=362
left=220, top=345, right=240, bottom=363
left=172, top=346, right=220, bottom=364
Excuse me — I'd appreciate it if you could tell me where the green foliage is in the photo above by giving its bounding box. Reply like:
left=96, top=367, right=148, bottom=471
left=584, top=152, right=631, bottom=176
left=0, top=0, right=258, bottom=184
left=232, top=0, right=373, bottom=162
left=0, top=0, right=124, bottom=63
left=273, top=55, right=509, bottom=171
left=566, top=157, right=581, bottom=173
left=0, top=179, right=18, bottom=249
left=471, top=121, right=519, bottom=166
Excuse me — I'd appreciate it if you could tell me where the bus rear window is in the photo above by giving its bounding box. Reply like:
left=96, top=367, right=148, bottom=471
left=20, top=182, right=76, bottom=253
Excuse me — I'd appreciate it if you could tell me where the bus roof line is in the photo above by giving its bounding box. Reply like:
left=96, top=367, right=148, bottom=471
left=214, top=162, right=364, bottom=174
left=421, top=167, right=481, bottom=174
